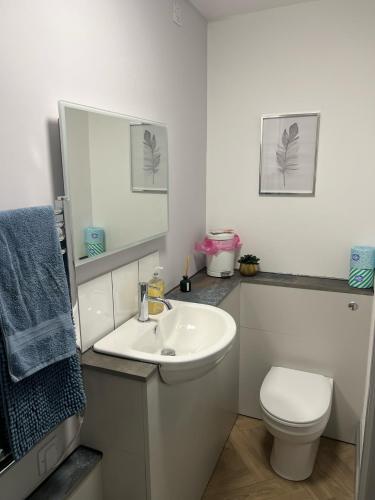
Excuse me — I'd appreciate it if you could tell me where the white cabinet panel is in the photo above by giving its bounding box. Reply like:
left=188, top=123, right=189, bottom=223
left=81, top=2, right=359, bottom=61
left=146, top=336, right=238, bottom=500
left=220, top=285, right=240, bottom=328
left=81, top=370, right=145, bottom=455
left=99, top=448, right=146, bottom=500
left=239, top=284, right=372, bottom=443
left=241, top=283, right=372, bottom=338
left=81, top=369, right=147, bottom=500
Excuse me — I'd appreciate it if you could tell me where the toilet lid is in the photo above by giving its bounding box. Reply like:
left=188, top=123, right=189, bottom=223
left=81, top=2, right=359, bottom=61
left=260, top=367, right=333, bottom=424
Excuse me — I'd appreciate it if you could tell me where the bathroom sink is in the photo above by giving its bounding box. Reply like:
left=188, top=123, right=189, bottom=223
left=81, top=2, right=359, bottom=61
left=93, top=300, right=236, bottom=384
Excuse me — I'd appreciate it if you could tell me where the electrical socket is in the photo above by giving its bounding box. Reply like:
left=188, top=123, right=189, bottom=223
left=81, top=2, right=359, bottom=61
left=38, top=436, right=59, bottom=476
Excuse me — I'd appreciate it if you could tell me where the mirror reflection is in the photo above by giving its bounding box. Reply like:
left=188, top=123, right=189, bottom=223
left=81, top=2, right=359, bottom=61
left=59, top=102, right=169, bottom=265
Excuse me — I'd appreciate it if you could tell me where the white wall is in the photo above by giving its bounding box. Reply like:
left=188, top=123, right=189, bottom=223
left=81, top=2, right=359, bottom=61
left=207, top=0, right=375, bottom=279
left=0, top=0, right=206, bottom=494
left=0, top=0, right=207, bottom=290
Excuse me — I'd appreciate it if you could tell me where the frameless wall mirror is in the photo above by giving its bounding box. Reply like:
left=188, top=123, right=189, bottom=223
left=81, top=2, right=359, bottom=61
left=58, top=101, right=169, bottom=266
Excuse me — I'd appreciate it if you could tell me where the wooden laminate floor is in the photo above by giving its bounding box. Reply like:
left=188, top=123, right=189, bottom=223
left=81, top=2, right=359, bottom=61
left=203, top=416, right=355, bottom=500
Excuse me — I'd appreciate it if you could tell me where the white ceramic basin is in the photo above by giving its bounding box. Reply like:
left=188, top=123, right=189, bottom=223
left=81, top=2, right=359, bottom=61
left=93, top=300, right=236, bottom=384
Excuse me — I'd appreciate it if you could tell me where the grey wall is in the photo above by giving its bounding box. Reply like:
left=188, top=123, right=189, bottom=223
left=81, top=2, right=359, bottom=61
left=0, top=0, right=207, bottom=290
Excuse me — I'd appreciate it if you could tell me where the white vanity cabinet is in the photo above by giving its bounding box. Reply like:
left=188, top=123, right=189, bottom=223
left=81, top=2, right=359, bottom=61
left=239, top=283, right=373, bottom=443
left=81, top=288, right=239, bottom=500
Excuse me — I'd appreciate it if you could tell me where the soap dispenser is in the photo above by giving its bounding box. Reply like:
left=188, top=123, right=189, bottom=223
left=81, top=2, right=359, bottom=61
left=148, top=266, right=165, bottom=315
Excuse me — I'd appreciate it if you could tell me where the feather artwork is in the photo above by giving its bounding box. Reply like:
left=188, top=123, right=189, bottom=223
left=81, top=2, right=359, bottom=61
left=143, top=129, right=161, bottom=184
left=276, top=122, right=299, bottom=187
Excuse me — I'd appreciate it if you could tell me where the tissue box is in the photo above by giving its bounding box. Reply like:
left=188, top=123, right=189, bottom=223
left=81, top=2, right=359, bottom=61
left=348, top=268, right=374, bottom=289
left=84, top=227, right=105, bottom=257
left=350, top=246, right=375, bottom=270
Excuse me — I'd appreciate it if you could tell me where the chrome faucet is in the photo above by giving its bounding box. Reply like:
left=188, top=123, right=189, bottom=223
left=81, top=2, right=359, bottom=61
left=138, top=282, right=173, bottom=322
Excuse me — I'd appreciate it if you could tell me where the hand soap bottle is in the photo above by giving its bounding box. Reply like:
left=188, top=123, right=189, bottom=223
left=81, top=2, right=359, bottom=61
left=148, top=266, right=165, bottom=315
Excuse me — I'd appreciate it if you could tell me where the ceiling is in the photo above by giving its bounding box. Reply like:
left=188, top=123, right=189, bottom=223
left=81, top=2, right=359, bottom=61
left=188, top=0, right=317, bottom=20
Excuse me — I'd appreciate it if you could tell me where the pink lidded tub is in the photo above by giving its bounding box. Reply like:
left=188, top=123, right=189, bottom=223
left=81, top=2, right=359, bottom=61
left=195, top=230, right=241, bottom=278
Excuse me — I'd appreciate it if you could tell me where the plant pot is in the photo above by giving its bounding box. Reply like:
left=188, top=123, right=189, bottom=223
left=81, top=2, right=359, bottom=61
left=239, top=263, right=258, bottom=276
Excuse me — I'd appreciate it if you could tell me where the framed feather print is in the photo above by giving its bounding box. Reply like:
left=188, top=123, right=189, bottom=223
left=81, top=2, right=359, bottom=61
left=259, top=113, right=320, bottom=196
left=130, top=123, right=168, bottom=192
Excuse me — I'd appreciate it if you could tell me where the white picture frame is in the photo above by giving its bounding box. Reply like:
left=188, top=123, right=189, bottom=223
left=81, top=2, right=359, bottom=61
left=130, top=123, right=168, bottom=192
left=259, top=112, right=320, bottom=196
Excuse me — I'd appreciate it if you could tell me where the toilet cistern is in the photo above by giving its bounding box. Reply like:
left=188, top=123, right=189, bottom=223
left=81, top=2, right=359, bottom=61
left=138, top=282, right=173, bottom=322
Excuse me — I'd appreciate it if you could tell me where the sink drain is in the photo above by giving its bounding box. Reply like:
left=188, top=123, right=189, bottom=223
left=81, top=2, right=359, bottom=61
left=161, top=348, right=176, bottom=356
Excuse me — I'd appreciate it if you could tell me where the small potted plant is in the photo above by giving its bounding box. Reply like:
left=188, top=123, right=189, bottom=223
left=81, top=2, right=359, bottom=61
left=238, top=254, right=260, bottom=276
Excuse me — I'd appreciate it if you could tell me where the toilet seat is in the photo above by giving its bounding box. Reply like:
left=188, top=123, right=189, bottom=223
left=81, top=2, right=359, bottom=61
left=260, top=367, right=333, bottom=425
left=260, top=402, right=327, bottom=429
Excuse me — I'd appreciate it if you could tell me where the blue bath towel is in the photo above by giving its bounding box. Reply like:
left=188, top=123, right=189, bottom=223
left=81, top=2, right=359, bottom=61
left=0, top=343, right=86, bottom=460
left=0, top=206, right=77, bottom=382
left=0, top=396, right=9, bottom=457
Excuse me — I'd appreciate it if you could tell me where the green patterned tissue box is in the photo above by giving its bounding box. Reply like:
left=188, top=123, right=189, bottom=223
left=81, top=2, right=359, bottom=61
left=84, top=227, right=105, bottom=257
left=348, top=268, right=374, bottom=289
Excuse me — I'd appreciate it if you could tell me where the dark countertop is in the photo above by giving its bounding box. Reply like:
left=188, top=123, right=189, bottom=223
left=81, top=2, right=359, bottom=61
left=167, top=269, right=373, bottom=306
left=167, top=270, right=241, bottom=306
left=28, top=446, right=102, bottom=499
left=81, top=349, right=157, bottom=381
left=81, top=269, right=372, bottom=381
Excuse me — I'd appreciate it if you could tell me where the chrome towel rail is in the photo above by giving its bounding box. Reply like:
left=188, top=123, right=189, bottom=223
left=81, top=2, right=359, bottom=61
left=54, top=197, right=66, bottom=255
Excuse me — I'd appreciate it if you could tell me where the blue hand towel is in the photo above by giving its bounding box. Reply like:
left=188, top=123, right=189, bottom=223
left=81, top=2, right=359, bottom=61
left=0, top=343, right=86, bottom=460
left=0, top=206, right=77, bottom=382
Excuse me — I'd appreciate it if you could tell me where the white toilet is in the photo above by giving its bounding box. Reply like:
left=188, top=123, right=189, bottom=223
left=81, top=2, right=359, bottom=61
left=260, top=366, right=333, bottom=481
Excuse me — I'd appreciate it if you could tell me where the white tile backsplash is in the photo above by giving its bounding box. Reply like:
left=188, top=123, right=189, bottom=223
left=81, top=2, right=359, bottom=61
left=112, top=261, right=139, bottom=328
left=78, top=252, right=161, bottom=351
left=138, top=252, right=160, bottom=282
left=78, top=273, right=115, bottom=352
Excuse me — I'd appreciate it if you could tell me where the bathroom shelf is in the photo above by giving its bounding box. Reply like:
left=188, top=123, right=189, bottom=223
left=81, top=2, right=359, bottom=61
left=27, top=446, right=102, bottom=499
left=0, top=450, right=13, bottom=475
left=167, top=269, right=373, bottom=307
